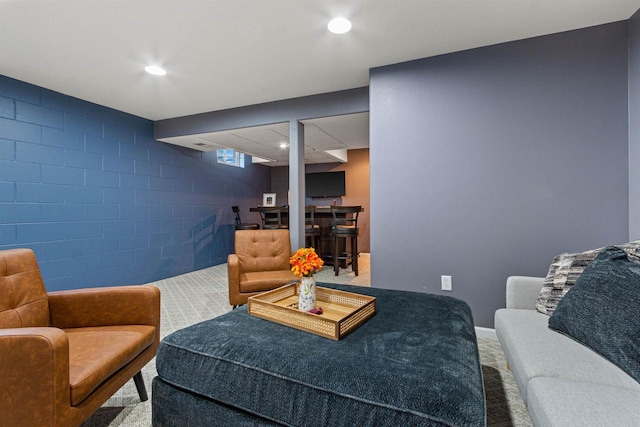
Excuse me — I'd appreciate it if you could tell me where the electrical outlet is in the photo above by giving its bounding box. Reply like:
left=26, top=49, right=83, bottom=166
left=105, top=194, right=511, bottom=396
left=441, top=275, right=452, bottom=291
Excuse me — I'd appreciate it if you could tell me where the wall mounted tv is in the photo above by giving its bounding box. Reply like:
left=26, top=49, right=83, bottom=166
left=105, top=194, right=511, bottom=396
left=305, top=171, right=346, bottom=198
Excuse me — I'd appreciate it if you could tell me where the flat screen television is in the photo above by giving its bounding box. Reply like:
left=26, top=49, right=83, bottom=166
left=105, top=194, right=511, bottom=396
left=305, top=171, right=346, bottom=198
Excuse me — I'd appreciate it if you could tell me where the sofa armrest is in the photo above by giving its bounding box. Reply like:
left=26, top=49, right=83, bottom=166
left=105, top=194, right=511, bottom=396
left=0, top=327, right=71, bottom=426
left=228, top=254, right=240, bottom=305
left=506, top=276, right=545, bottom=309
left=48, top=285, right=160, bottom=330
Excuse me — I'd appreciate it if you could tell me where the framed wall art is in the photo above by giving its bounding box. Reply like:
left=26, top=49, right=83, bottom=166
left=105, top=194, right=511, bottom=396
left=262, top=193, right=276, bottom=207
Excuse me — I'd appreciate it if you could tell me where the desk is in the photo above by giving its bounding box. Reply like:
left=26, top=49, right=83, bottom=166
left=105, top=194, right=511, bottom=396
left=250, top=207, right=364, bottom=267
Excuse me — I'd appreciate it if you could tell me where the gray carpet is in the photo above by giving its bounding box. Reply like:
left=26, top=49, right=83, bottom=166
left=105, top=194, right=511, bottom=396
left=81, top=256, right=531, bottom=426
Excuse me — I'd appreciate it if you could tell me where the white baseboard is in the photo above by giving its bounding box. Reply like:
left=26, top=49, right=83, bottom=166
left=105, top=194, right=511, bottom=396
left=475, top=327, right=497, bottom=340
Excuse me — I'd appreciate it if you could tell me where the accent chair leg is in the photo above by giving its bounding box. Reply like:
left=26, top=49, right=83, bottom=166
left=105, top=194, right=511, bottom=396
left=133, top=371, right=148, bottom=401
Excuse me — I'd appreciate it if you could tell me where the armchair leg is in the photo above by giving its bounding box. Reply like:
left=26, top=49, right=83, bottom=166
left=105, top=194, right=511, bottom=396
left=133, top=371, right=148, bottom=401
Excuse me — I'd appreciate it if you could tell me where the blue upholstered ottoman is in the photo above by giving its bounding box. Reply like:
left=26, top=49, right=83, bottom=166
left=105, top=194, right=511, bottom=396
left=152, top=284, right=486, bottom=426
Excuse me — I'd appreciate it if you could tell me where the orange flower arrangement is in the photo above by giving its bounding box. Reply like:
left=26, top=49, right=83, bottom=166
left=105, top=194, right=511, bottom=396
left=290, top=247, right=324, bottom=277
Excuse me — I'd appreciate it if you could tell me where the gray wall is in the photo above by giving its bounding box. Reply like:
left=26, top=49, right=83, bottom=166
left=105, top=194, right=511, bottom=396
left=630, top=10, right=640, bottom=240
left=369, top=22, right=630, bottom=327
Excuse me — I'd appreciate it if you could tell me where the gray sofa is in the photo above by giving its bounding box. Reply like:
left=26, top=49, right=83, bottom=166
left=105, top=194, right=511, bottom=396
left=494, top=276, right=640, bottom=427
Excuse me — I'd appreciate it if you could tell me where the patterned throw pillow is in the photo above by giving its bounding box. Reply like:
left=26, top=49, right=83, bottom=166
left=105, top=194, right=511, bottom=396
left=548, top=247, right=640, bottom=384
left=535, top=240, right=640, bottom=315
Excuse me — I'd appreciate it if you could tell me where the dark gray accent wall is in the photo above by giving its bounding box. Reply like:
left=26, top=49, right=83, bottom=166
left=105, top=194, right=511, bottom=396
left=630, top=10, right=640, bottom=240
left=369, top=22, right=629, bottom=327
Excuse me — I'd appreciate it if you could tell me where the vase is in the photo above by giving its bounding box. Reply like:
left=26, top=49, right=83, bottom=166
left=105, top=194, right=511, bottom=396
left=298, top=276, right=316, bottom=311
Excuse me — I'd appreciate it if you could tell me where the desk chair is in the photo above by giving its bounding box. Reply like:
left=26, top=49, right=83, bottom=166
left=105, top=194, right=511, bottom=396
left=258, top=207, right=288, bottom=230
left=304, top=205, right=321, bottom=248
left=232, top=206, right=260, bottom=230
left=331, top=205, right=361, bottom=276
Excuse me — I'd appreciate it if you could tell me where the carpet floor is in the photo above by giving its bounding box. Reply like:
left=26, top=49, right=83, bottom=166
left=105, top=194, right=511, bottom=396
left=81, top=255, right=531, bottom=427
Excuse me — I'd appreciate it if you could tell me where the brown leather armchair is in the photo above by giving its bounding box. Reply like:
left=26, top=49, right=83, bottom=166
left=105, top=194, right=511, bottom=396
left=0, top=248, right=160, bottom=427
left=228, top=229, right=297, bottom=307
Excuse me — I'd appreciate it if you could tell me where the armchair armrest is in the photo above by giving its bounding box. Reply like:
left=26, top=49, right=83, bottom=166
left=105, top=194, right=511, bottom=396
left=228, top=254, right=240, bottom=305
left=506, top=276, right=545, bottom=310
left=0, top=327, right=70, bottom=426
left=48, top=285, right=160, bottom=330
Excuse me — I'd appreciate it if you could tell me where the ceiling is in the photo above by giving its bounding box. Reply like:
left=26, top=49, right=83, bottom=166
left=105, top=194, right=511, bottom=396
left=2, top=0, right=640, bottom=165
left=160, top=112, right=370, bottom=166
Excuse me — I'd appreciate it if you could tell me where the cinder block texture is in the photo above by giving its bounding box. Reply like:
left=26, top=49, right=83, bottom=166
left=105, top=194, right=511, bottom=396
left=0, top=75, right=270, bottom=290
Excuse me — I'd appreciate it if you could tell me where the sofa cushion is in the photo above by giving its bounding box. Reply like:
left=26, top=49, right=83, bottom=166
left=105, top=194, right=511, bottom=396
left=535, top=240, right=640, bottom=315
left=66, top=325, right=156, bottom=406
left=527, top=377, right=640, bottom=427
left=494, top=308, right=639, bottom=402
left=549, top=247, right=640, bottom=384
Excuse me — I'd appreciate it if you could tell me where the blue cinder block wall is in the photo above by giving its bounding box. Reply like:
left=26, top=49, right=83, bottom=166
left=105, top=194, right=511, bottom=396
left=0, top=75, right=270, bottom=291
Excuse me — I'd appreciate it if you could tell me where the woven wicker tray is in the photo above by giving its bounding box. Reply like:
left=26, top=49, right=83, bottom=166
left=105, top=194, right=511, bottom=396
left=248, top=283, right=376, bottom=340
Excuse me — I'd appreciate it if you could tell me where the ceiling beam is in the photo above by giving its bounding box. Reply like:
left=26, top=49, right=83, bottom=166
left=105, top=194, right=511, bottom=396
left=154, top=87, right=369, bottom=140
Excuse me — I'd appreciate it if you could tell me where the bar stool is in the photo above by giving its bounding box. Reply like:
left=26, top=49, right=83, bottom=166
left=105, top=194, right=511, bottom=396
left=331, top=205, right=361, bottom=276
left=258, top=207, right=288, bottom=230
left=232, top=206, right=259, bottom=230
left=305, top=205, right=321, bottom=248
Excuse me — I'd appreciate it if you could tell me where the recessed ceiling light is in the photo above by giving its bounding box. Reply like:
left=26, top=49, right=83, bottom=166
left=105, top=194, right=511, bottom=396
left=145, top=65, right=166, bottom=76
left=279, top=142, right=289, bottom=149
left=328, top=17, right=352, bottom=34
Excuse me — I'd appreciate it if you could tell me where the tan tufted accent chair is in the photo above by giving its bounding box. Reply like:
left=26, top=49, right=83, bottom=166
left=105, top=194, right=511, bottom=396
left=227, top=230, right=297, bottom=307
left=0, top=248, right=160, bottom=427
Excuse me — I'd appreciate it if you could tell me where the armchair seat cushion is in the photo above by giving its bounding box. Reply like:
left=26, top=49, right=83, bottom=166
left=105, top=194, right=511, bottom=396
left=66, top=325, right=156, bottom=405
left=240, top=270, right=297, bottom=293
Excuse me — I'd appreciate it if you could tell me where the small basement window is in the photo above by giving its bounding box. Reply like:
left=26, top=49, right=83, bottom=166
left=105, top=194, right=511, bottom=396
left=217, top=149, right=245, bottom=168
